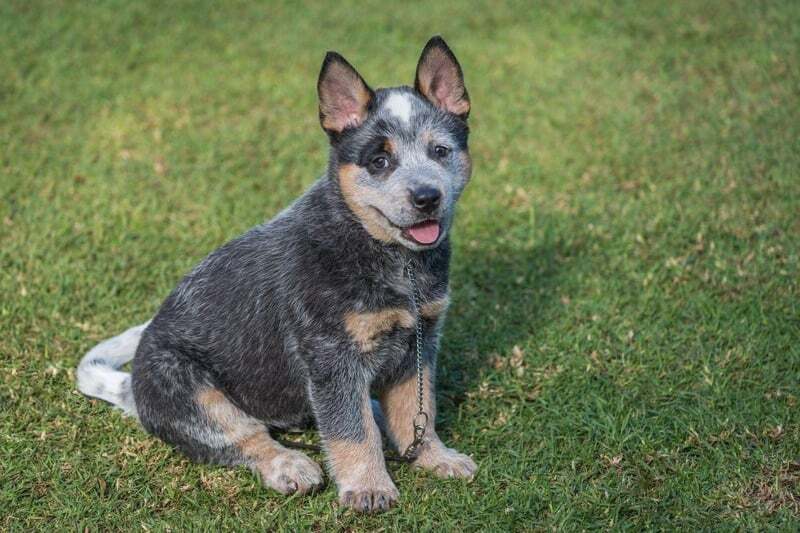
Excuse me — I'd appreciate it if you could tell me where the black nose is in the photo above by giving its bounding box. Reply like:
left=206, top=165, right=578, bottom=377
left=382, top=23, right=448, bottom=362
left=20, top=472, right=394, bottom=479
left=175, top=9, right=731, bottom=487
left=409, top=186, right=442, bottom=213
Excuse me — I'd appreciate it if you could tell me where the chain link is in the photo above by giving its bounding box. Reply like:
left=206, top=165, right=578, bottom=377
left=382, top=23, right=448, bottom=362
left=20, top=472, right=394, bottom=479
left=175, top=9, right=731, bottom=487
left=401, top=261, right=428, bottom=460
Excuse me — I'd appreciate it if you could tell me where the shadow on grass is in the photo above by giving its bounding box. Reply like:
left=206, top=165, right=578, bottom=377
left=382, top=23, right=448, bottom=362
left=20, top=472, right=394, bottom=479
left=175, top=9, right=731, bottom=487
left=434, top=222, right=581, bottom=436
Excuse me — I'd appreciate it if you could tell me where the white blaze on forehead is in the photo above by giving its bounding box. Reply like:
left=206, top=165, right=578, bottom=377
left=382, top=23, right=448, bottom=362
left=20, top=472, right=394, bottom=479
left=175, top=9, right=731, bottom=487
left=384, top=93, right=413, bottom=124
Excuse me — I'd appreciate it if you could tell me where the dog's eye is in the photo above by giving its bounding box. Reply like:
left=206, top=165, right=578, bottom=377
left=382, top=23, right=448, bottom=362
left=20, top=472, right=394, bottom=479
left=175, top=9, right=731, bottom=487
left=371, top=155, right=390, bottom=170
left=434, top=145, right=451, bottom=158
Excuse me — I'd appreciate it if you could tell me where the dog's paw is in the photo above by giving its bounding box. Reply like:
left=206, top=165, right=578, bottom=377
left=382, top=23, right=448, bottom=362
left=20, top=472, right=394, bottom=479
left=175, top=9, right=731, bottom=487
left=415, top=445, right=477, bottom=480
left=339, top=480, right=399, bottom=513
left=258, top=449, right=324, bottom=495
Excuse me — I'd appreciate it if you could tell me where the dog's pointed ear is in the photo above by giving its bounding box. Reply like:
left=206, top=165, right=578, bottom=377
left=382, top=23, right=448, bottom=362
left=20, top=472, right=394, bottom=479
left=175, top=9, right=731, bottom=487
left=414, top=36, right=470, bottom=119
left=318, top=52, right=374, bottom=135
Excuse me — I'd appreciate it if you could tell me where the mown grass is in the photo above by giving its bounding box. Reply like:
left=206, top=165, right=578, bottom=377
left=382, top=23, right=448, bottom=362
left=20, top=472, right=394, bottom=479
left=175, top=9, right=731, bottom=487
left=2, top=0, right=799, bottom=530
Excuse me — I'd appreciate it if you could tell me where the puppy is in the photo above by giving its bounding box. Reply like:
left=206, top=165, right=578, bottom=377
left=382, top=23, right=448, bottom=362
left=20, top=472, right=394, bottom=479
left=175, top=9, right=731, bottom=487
left=77, top=36, right=476, bottom=513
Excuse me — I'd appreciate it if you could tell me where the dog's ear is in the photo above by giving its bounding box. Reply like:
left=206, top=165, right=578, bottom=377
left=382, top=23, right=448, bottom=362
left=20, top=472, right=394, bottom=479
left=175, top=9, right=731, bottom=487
left=414, top=36, right=470, bottom=119
left=318, top=52, right=374, bottom=135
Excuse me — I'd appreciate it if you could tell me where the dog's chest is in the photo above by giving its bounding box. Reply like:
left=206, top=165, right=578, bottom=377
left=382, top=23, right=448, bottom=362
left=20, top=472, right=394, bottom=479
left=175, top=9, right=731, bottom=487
left=342, top=267, right=449, bottom=358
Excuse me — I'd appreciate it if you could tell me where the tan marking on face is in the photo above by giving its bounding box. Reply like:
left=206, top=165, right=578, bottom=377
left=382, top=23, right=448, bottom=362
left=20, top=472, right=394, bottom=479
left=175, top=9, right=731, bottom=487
left=196, top=388, right=279, bottom=466
left=325, top=394, right=386, bottom=486
left=379, top=366, right=436, bottom=451
left=420, top=294, right=450, bottom=319
left=338, top=163, right=394, bottom=242
left=382, top=138, right=396, bottom=155
left=344, top=307, right=415, bottom=352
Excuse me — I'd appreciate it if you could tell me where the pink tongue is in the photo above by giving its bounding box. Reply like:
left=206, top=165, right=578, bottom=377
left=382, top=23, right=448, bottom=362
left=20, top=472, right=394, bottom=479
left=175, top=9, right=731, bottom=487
left=407, top=221, right=440, bottom=244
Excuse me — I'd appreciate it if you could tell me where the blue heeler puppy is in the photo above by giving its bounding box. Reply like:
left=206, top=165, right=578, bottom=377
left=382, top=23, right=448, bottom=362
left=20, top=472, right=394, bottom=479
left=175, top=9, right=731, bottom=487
left=77, top=36, right=476, bottom=513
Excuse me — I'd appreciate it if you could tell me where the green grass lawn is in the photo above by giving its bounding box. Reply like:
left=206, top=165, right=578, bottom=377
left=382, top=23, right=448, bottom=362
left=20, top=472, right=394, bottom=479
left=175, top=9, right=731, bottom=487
left=2, top=0, right=799, bottom=530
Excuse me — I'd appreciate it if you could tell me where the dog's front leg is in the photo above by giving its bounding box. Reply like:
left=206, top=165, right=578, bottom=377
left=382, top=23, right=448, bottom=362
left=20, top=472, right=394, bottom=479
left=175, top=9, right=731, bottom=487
left=380, top=360, right=477, bottom=480
left=309, top=369, right=398, bottom=513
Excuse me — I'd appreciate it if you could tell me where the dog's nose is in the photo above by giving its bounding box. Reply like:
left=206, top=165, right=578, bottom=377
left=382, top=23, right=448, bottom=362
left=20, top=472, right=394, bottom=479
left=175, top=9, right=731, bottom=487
left=409, top=186, right=441, bottom=214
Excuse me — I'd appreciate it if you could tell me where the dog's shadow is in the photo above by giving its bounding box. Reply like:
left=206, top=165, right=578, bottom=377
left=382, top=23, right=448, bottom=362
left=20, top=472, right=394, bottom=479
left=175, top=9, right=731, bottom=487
left=433, top=226, right=577, bottom=437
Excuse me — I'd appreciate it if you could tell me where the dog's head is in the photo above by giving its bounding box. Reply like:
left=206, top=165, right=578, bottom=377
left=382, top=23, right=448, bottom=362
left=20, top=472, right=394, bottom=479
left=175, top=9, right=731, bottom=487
left=319, top=36, right=471, bottom=251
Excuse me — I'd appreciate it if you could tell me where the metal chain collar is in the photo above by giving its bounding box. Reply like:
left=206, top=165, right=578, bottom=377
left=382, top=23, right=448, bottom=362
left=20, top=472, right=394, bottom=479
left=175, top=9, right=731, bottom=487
left=400, top=261, right=428, bottom=461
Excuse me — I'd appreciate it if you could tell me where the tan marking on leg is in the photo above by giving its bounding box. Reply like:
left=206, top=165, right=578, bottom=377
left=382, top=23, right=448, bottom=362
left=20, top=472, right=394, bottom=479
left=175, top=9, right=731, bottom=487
left=326, top=394, right=398, bottom=512
left=196, top=388, right=278, bottom=460
left=338, top=163, right=393, bottom=242
left=379, top=367, right=436, bottom=451
left=238, top=432, right=281, bottom=468
left=196, top=388, right=255, bottom=439
left=379, top=369, right=476, bottom=480
left=196, top=388, right=324, bottom=494
left=344, top=308, right=415, bottom=352
left=326, top=400, right=382, bottom=482
left=420, top=294, right=450, bottom=319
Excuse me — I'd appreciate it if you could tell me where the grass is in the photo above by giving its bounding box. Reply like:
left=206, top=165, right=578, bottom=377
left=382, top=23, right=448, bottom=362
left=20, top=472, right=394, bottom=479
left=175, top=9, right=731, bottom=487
left=1, top=0, right=799, bottom=530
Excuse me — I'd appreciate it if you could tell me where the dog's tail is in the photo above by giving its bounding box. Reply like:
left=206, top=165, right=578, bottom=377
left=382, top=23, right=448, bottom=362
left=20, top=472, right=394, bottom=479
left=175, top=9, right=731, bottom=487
left=76, top=321, right=150, bottom=418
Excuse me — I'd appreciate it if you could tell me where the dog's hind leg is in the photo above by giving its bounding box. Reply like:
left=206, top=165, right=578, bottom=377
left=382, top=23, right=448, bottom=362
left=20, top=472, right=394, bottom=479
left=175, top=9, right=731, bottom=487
left=133, top=351, right=323, bottom=495
left=194, top=387, right=324, bottom=494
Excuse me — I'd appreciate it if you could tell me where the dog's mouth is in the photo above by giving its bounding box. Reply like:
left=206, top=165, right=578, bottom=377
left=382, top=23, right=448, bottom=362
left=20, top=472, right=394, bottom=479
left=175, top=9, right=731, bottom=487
left=370, top=207, right=442, bottom=246
left=401, top=220, right=441, bottom=245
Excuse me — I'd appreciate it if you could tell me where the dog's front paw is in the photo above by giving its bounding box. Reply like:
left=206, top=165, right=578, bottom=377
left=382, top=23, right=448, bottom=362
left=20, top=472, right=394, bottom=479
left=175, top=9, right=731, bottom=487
left=339, top=479, right=399, bottom=513
left=258, top=449, right=324, bottom=495
left=415, top=444, right=477, bottom=480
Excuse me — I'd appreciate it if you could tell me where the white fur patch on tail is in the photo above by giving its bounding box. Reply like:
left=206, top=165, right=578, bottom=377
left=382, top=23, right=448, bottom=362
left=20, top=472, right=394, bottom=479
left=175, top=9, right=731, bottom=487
left=76, top=321, right=150, bottom=417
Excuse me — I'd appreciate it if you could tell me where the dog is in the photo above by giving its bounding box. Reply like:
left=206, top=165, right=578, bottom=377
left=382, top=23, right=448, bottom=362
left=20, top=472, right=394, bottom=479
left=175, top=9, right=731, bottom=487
left=77, top=36, right=476, bottom=513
